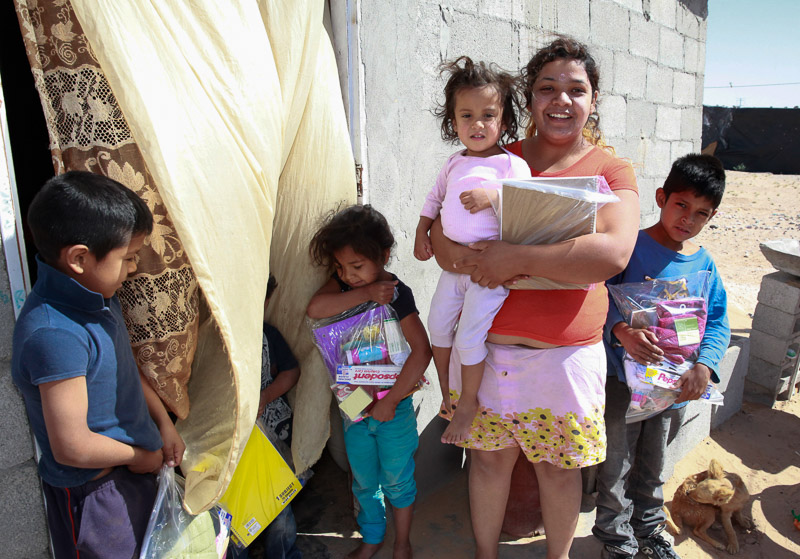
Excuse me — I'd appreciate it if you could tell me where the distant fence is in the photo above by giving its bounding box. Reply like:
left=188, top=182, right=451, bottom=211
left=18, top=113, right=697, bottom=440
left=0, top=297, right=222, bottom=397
left=702, top=106, right=800, bottom=174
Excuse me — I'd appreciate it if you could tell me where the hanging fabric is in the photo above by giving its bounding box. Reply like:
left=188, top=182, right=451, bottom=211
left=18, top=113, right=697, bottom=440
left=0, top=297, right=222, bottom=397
left=12, top=0, right=200, bottom=419
left=66, top=0, right=355, bottom=513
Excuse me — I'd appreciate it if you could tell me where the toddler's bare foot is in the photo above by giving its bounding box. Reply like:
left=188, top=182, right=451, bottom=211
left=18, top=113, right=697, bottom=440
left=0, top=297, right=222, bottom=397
left=346, top=541, right=383, bottom=559
left=441, top=399, right=477, bottom=444
left=393, top=540, right=413, bottom=559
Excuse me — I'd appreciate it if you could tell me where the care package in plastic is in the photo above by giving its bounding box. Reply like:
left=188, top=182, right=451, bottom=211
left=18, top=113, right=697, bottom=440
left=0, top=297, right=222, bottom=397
left=607, top=271, right=723, bottom=422
left=217, top=420, right=303, bottom=549
left=308, top=301, right=423, bottom=423
left=498, top=175, right=619, bottom=290
left=139, top=465, right=231, bottom=559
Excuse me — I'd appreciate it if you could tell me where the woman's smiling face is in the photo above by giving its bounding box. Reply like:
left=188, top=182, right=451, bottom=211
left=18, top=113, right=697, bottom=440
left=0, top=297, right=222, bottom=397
left=529, top=58, right=597, bottom=146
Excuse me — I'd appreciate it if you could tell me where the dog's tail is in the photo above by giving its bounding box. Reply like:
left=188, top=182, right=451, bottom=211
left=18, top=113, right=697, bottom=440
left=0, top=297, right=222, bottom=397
left=708, top=458, right=725, bottom=480
left=663, top=505, right=682, bottom=535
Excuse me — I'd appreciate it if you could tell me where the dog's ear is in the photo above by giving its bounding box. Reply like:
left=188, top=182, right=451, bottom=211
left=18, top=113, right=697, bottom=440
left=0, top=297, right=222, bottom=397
left=708, top=459, right=725, bottom=480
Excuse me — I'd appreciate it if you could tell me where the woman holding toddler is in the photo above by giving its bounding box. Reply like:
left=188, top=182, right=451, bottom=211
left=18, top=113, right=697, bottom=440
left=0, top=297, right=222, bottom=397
left=431, top=37, right=640, bottom=559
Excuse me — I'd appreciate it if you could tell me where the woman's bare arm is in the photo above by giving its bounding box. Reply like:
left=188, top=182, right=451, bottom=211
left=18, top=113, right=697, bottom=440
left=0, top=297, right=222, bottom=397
left=430, top=217, right=475, bottom=274
left=453, top=189, right=640, bottom=288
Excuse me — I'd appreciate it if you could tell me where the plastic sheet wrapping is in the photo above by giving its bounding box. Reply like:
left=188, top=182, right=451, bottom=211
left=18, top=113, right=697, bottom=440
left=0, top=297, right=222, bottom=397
left=140, top=466, right=231, bottom=559
left=69, top=0, right=355, bottom=512
left=308, top=302, right=421, bottom=425
left=607, top=272, right=724, bottom=423
left=499, top=176, right=619, bottom=290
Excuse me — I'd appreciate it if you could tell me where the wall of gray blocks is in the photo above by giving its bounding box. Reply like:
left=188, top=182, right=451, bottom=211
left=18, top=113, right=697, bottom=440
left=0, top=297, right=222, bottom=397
left=2, top=1, right=710, bottom=556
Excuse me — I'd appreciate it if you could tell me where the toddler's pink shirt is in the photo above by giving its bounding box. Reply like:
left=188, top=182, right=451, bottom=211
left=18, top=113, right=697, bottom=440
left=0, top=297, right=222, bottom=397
left=421, top=148, right=531, bottom=243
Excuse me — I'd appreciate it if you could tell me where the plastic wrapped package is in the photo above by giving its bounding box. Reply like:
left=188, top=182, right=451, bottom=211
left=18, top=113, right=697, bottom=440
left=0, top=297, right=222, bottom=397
left=140, top=466, right=231, bottom=559
left=607, top=272, right=724, bottom=423
left=498, top=176, right=619, bottom=290
left=309, top=301, right=423, bottom=424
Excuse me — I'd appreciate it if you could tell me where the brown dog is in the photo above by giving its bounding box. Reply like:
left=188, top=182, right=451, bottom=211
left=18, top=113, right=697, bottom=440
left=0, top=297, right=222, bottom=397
left=665, top=459, right=753, bottom=554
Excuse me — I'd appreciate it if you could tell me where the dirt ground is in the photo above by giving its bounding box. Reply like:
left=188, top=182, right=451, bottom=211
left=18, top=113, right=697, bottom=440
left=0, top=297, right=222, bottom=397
left=663, top=171, right=800, bottom=559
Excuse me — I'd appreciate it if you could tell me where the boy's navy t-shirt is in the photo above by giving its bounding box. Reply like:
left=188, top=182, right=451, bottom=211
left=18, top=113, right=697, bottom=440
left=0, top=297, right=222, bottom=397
left=12, top=258, right=162, bottom=487
left=260, top=323, right=298, bottom=445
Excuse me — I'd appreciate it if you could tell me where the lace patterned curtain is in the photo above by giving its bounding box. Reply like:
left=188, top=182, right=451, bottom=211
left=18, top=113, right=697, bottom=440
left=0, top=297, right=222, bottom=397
left=12, top=0, right=199, bottom=419
left=14, top=0, right=356, bottom=512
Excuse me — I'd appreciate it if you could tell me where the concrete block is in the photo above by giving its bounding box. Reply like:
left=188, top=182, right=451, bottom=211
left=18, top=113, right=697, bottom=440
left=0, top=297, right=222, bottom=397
left=629, top=16, right=659, bottom=61
left=590, top=0, right=630, bottom=50
left=711, top=337, right=748, bottom=429
left=672, top=72, right=696, bottom=106
left=749, top=329, right=799, bottom=366
left=626, top=99, right=657, bottom=138
left=752, top=303, right=800, bottom=339
left=671, top=140, right=694, bottom=163
left=648, top=0, right=677, bottom=28
left=743, top=378, right=781, bottom=407
left=2, top=462, right=50, bottom=558
left=646, top=64, right=673, bottom=104
left=480, top=0, right=524, bottom=20
left=613, top=52, right=647, bottom=98
left=600, top=94, right=627, bottom=137
left=676, top=5, right=702, bottom=39
left=681, top=105, right=702, bottom=142
left=443, top=10, right=519, bottom=73
left=656, top=104, right=682, bottom=141
left=593, top=46, right=615, bottom=91
left=640, top=137, right=673, bottom=178
left=614, top=0, right=643, bottom=13
left=664, top=400, right=711, bottom=476
left=757, top=271, right=800, bottom=315
left=555, top=0, right=591, bottom=40
left=659, top=27, right=685, bottom=69
left=683, top=37, right=700, bottom=74
left=0, top=365, right=35, bottom=469
left=696, top=37, right=707, bottom=74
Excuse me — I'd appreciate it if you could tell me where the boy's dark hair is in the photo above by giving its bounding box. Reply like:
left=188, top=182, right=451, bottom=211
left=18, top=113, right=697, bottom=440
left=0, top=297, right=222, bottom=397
left=27, top=171, right=154, bottom=264
left=309, top=204, right=394, bottom=272
left=266, top=273, right=278, bottom=299
left=434, top=56, right=521, bottom=145
left=663, top=154, right=726, bottom=208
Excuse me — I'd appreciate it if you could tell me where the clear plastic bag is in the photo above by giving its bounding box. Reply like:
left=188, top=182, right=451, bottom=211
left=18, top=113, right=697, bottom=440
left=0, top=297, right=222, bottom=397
left=139, top=465, right=231, bottom=559
left=607, top=271, right=724, bottom=423
left=497, top=175, right=620, bottom=290
left=308, top=301, right=422, bottom=424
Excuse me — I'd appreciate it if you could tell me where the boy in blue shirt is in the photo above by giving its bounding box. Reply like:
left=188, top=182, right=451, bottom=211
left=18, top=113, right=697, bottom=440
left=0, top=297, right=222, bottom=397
left=593, top=154, right=730, bottom=559
left=12, top=171, right=185, bottom=559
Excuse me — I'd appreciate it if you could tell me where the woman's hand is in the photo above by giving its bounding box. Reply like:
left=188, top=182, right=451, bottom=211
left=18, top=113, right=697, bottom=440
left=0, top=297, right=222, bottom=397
left=612, top=322, right=664, bottom=365
left=453, top=240, right=521, bottom=288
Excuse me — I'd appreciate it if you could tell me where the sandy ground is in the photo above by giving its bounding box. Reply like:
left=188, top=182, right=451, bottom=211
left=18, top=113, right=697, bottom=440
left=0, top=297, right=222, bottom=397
left=292, top=171, right=800, bottom=558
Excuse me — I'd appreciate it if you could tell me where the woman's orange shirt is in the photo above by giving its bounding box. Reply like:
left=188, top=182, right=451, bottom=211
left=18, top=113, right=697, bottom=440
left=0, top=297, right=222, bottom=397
left=491, top=141, right=638, bottom=346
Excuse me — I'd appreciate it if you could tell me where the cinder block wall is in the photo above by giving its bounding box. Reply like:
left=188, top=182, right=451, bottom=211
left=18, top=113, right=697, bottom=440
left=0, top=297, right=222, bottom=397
left=0, top=247, right=50, bottom=558
left=357, top=0, right=709, bottom=444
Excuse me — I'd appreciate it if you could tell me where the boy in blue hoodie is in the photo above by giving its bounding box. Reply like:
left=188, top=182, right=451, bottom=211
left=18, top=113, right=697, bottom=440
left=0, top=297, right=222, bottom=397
left=593, top=154, right=730, bottom=559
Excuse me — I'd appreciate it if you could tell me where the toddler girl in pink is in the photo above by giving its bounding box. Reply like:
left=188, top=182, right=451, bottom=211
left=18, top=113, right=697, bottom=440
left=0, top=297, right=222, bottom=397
left=414, top=56, right=531, bottom=444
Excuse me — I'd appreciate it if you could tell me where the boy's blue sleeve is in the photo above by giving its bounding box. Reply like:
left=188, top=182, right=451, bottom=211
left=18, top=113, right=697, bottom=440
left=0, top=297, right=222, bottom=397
left=697, top=261, right=731, bottom=383
left=604, top=270, right=626, bottom=340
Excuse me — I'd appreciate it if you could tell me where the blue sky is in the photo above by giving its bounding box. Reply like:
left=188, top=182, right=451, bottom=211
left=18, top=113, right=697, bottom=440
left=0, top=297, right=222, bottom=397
left=703, top=0, right=800, bottom=108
